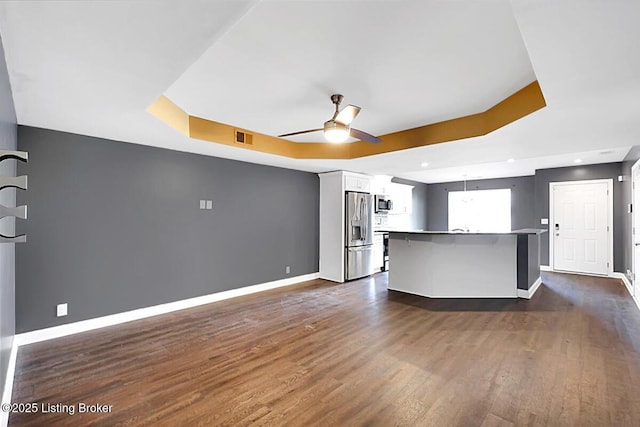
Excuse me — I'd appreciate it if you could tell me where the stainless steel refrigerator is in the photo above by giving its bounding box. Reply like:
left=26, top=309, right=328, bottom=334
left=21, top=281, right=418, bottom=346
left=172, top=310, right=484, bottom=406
left=345, top=191, right=375, bottom=280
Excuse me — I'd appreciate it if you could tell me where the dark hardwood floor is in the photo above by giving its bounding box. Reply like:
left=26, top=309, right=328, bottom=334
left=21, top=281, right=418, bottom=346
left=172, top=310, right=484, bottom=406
left=9, top=272, right=640, bottom=426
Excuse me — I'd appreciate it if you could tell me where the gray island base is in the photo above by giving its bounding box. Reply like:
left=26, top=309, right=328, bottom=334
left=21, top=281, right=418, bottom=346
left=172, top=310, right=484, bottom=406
left=385, top=229, right=546, bottom=299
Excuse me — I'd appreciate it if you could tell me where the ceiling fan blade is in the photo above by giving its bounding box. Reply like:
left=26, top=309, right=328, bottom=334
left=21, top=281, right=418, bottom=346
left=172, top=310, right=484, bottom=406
left=335, top=105, right=361, bottom=125
left=350, top=128, right=381, bottom=144
left=277, top=128, right=323, bottom=138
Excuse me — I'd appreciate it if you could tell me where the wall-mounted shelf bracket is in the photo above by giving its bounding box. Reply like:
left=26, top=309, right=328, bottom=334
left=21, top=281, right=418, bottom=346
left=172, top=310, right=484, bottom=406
left=0, top=233, right=26, bottom=243
left=0, top=204, right=27, bottom=219
left=0, top=150, right=29, bottom=242
left=0, top=150, right=28, bottom=163
left=0, top=175, right=27, bottom=191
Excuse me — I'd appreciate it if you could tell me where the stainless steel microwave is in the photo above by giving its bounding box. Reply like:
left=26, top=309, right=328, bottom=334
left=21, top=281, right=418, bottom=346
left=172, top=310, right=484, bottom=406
left=375, top=195, right=393, bottom=212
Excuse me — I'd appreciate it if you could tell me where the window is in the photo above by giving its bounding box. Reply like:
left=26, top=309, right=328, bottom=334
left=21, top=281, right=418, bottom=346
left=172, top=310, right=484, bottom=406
left=448, top=188, right=511, bottom=232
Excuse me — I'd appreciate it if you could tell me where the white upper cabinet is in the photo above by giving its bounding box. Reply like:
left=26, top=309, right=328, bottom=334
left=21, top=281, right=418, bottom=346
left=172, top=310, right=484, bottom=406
left=371, top=175, right=393, bottom=195
left=344, top=173, right=371, bottom=193
left=370, top=176, right=413, bottom=214
left=388, top=183, right=413, bottom=214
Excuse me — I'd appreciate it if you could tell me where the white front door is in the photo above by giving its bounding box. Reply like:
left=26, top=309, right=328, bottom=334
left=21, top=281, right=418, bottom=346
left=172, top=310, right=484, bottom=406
left=632, top=163, right=640, bottom=296
left=551, top=180, right=611, bottom=275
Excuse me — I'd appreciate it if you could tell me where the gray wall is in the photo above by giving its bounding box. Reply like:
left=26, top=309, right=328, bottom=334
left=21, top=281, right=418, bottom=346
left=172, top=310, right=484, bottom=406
left=392, top=177, right=428, bottom=230
left=426, top=175, right=536, bottom=231
left=425, top=166, right=629, bottom=272
left=534, top=163, right=623, bottom=270
left=16, top=126, right=319, bottom=333
left=516, top=234, right=540, bottom=290
left=0, top=35, right=17, bottom=398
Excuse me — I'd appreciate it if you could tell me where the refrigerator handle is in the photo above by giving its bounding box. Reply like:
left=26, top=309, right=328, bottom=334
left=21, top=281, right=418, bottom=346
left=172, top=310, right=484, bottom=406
left=365, top=198, right=369, bottom=241
left=360, top=197, right=369, bottom=242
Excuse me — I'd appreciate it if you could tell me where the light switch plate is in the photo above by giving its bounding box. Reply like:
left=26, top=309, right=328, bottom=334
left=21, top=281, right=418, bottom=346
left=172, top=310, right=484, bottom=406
left=541, top=218, right=549, bottom=225
left=206, top=200, right=213, bottom=210
left=199, top=200, right=206, bottom=210
left=56, top=303, right=68, bottom=317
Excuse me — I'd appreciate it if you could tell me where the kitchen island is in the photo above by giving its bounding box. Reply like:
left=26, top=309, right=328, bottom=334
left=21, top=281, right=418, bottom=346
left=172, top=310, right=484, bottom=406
left=385, top=229, right=546, bottom=299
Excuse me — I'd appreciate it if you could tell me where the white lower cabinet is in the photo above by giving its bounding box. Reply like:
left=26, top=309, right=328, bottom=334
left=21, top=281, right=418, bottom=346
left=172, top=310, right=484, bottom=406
left=373, top=234, right=385, bottom=272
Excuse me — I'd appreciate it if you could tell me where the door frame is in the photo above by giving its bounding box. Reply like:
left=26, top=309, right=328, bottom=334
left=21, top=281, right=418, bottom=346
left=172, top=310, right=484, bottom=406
left=549, top=179, right=614, bottom=276
left=631, top=160, right=640, bottom=296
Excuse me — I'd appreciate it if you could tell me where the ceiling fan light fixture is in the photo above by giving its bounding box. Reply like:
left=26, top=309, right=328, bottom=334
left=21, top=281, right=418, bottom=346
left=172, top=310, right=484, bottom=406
left=324, top=120, right=349, bottom=143
left=278, top=94, right=379, bottom=144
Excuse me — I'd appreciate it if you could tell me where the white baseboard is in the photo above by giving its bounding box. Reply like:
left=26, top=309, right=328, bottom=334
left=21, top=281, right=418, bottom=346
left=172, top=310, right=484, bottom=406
left=516, top=276, right=542, bottom=299
left=610, top=272, right=640, bottom=312
left=540, top=265, right=551, bottom=272
left=611, top=272, right=633, bottom=293
left=549, top=270, right=639, bottom=313
left=544, top=267, right=617, bottom=280
left=1, top=340, right=18, bottom=427
left=1, top=272, right=320, bottom=426
left=15, top=272, right=320, bottom=347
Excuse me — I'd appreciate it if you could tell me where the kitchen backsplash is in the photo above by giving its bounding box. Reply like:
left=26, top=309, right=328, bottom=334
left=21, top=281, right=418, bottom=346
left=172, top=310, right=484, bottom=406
left=374, top=213, right=412, bottom=231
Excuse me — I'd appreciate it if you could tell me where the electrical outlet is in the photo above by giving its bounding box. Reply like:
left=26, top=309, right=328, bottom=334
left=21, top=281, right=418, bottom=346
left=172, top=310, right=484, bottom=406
left=541, top=218, right=549, bottom=225
left=285, top=266, right=290, bottom=274
left=56, top=303, right=68, bottom=317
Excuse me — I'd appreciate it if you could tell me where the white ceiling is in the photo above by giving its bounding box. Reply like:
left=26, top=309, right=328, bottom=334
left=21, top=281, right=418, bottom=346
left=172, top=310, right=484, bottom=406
left=0, top=0, right=638, bottom=183
left=165, top=0, right=536, bottom=142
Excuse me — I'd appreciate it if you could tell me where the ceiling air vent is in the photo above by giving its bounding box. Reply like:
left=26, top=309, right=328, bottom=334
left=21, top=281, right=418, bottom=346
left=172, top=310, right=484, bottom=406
left=235, top=130, right=253, bottom=145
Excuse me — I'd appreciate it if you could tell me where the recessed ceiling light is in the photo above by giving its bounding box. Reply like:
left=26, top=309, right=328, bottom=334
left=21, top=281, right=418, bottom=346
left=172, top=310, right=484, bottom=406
left=421, top=162, right=429, bottom=167
left=574, top=159, right=582, bottom=164
left=507, top=158, right=515, bottom=163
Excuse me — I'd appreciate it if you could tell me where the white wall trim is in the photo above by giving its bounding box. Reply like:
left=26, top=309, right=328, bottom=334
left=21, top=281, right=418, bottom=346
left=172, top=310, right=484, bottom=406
left=516, top=277, right=543, bottom=299
left=548, top=268, right=610, bottom=279
left=631, top=159, right=640, bottom=315
left=547, top=270, right=639, bottom=312
left=540, top=265, right=551, bottom=272
left=0, top=341, right=18, bottom=427
left=1, top=272, right=320, bottom=426
left=611, top=272, right=633, bottom=294
left=15, top=272, right=320, bottom=347
left=611, top=272, right=640, bottom=312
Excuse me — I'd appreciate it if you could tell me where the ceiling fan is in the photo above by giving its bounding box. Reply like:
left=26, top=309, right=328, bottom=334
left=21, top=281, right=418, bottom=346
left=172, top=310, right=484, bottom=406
left=278, top=94, right=381, bottom=144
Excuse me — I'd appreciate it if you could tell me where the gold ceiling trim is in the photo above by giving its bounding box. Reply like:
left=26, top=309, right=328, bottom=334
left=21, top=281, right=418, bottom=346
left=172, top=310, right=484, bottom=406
left=148, top=81, right=546, bottom=159
left=147, top=94, right=190, bottom=136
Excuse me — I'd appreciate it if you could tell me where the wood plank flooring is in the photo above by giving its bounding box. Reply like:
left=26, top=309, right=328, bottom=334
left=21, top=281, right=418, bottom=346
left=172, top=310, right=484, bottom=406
left=9, top=272, right=640, bottom=426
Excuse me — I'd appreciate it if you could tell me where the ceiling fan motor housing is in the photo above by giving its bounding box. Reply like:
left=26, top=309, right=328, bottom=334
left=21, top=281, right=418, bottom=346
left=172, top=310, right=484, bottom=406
left=324, top=119, right=349, bottom=133
left=330, top=94, right=344, bottom=106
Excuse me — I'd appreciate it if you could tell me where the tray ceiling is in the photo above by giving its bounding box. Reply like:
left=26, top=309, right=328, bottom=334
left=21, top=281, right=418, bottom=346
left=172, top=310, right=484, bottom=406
left=0, top=0, right=638, bottom=182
